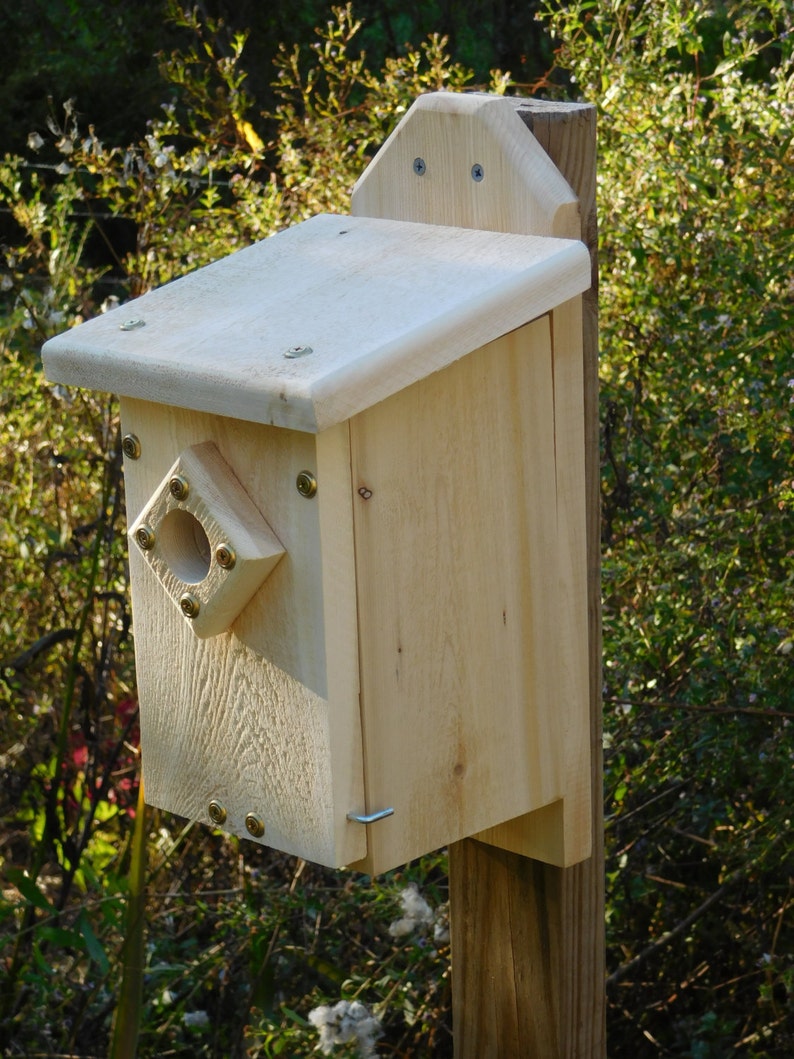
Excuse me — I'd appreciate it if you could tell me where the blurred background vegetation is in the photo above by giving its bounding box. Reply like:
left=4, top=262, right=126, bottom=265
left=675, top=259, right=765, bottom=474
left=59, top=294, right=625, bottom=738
left=0, top=1, right=792, bottom=1056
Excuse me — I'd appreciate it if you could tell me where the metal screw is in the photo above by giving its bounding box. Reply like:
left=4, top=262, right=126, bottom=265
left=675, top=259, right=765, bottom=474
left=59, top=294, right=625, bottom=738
left=169, top=474, right=190, bottom=501
left=122, top=433, right=141, bottom=460
left=284, top=345, right=313, bottom=359
left=119, top=317, right=145, bottom=331
left=208, top=800, right=227, bottom=825
left=135, top=524, right=155, bottom=551
left=471, top=163, right=484, bottom=182
left=413, top=157, right=427, bottom=176
left=296, top=470, right=318, bottom=498
left=245, top=813, right=265, bottom=838
left=179, top=593, right=200, bottom=619
left=215, top=543, right=236, bottom=570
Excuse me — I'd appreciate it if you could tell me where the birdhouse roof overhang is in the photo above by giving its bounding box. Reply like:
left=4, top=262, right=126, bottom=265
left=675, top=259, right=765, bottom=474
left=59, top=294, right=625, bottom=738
left=42, top=213, right=590, bottom=433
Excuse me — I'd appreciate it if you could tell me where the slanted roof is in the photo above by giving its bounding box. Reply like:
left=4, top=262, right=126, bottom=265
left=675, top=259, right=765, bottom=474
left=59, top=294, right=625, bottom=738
left=42, top=213, right=589, bottom=433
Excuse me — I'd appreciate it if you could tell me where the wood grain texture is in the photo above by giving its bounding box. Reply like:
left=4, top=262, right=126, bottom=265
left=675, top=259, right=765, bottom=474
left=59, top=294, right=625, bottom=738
left=42, top=215, right=589, bottom=433
left=449, top=841, right=563, bottom=1056
left=349, top=90, right=603, bottom=1056
left=128, top=441, right=285, bottom=638
left=473, top=296, right=590, bottom=866
left=515, top=97, right=605, bottom=1059
left=120, top=399, right=367, bottom=868
left=347, top=317, right=591, bottom=875
left=352, top=91, right=593, bottom=868
left=352, top=92, right=580, bottom=239
left=452, top=98, right=605, bottom=1059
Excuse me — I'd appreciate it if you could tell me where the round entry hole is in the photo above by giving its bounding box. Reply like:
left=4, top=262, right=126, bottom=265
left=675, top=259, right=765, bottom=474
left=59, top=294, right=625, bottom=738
left=159, top=509, right=212, bottom=583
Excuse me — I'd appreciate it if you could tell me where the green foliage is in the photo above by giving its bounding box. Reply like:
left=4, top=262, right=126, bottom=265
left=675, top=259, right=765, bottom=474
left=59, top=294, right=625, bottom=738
left=0, top=6, right=465, bottom=1055
left=2, top=0, right=793, bottom=1055
left=542, top=0, right=794, bottom=1052
left=270, top=3, right=473, bottom=223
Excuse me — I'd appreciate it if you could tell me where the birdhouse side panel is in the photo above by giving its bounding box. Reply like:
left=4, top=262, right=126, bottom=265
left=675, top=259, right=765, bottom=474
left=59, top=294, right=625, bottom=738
left=120, top=400, right=366, bottom=868
left=474, top=296, right=591, bottom=866
left=347, top=315, right=565, bottom=874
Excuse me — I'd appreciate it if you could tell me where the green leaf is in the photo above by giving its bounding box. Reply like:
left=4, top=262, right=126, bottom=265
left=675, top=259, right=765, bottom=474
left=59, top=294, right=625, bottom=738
left=78, top=909, right=110, bottom=975
left=5, top=868, right=55, bottom=914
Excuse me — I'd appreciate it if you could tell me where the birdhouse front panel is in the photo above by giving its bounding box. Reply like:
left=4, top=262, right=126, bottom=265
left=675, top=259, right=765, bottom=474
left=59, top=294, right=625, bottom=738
left=119, top=399, right=368, bottom=869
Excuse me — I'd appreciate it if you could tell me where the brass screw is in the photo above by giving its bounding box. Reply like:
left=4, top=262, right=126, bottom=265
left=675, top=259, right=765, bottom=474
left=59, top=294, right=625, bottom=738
left=208, top=800, right=227, bottom=825
left=135, top=524, right=155, bottom=550
left=215, top=543, right=236, bottom=570
left=245, top=813, right=265, bottom=838
left=122, top=433, right=141, bottom=460
left=296, top=470, right=318, bottom=498
left=169, top=474, right=190, bottom=501
left=179, top=593, right=200, bottom=619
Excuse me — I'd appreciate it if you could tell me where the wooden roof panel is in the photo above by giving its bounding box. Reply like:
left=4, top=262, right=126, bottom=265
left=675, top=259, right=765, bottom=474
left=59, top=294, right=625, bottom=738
left=43, top=213, right=589, bottom=432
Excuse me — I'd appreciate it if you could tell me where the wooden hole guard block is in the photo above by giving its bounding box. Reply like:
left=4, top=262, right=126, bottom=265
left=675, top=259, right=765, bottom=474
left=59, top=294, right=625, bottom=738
left=42, top=92, right=592, bottom=873
left=129, top=441, right=285, bottom=639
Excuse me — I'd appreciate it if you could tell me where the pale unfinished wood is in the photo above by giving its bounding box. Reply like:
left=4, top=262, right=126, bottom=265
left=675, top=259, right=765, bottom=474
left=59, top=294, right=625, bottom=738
left=353, top=92, right=592, bottom=866
left=473, top=296, right=590, bottom=866
left=450, top=100, right=605, bottom=1059
left=514, top=97, right=605, bottom=1059
left=120, top=398, right=367, bottom=868
left=352, top=92, right=580, bottom=239
left=129, top=441, right=285, bottom=638
left=347, top=316, right=589, bottom=875
left=350, top=89, right=603, bottom=1055
left=42, top=215, right=588, bottom=433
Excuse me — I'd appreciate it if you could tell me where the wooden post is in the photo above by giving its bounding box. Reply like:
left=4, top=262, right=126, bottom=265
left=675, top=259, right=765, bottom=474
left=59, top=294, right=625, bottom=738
left=448, top=100, right=603, bottom=1057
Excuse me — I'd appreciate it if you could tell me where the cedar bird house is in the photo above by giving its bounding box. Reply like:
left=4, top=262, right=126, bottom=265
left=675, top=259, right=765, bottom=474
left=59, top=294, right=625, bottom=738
left=42, top=93, right=593, bottom=875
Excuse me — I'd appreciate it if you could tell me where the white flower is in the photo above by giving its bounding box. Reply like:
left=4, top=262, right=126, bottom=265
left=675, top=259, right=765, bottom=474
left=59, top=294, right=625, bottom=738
left=308, top=999, right=381, bottom=1057
left=433, top=903, right=450, bottom=945
left=183, top=1010, right=209, bottom=1028
left=27, top=131, right=44, bottom=151
left=388, top=883, right=435, bottom=938
left=50, top=384, right=73, bottom=405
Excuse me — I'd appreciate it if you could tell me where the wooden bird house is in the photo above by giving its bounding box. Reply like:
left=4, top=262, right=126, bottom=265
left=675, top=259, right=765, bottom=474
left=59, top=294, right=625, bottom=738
left=42, top=93, right=593, bottom=875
